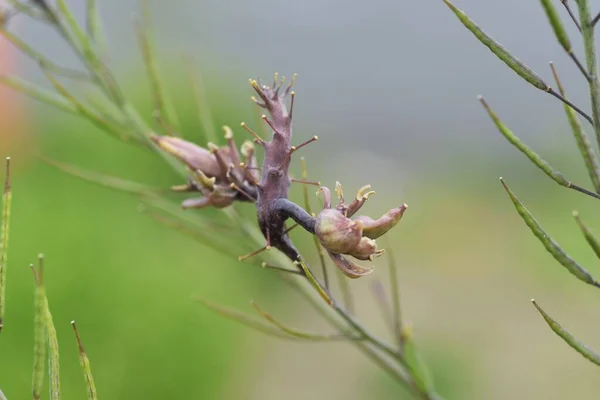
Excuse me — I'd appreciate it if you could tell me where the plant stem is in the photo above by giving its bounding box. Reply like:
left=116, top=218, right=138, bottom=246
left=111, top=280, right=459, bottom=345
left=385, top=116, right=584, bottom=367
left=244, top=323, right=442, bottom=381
left=576, top=0, right=600, bottom=150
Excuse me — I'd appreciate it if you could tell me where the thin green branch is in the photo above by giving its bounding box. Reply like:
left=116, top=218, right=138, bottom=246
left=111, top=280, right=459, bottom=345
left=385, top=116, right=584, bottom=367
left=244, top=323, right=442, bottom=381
left=0, top=27, right=90, bottom=80
left=42, top=71, right=141, bottom=144
left=71, top=321, right=97, bottom=400
left=186, top=57, right=218, bottom=144
left=532, top=299, right=600, bottom=366
left=501, top=178, right=600, bottom=287
left=135, top=0, right=180, bottom=133
left=0, top=158, right=11, bottom=334
left=480, top=97, right=600, bottom=200
left=86, top=0, right=106, bottom=54
left=250, top=301, right=361, bottom=341
left=300, top=157, right=330, bottom=289
left=550, top=63, right=600, bottom=191
left=386, top=244, right=404, bottom=351
left=195, top=297, right=311, bottom=341
left=294, top=257, right=333, bottom=306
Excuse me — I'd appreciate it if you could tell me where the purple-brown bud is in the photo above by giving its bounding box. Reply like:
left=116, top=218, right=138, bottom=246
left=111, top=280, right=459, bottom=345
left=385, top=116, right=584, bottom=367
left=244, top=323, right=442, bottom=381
left=354, top=204, right=408, bottom=239
left=151, top=135, right=223, bottom=178
left=314, top=209, right=362, bottom=254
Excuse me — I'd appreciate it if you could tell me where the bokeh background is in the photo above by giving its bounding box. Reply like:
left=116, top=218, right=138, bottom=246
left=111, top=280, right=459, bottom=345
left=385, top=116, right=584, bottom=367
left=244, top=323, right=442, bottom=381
left=1, top=0, right=600, bottom=399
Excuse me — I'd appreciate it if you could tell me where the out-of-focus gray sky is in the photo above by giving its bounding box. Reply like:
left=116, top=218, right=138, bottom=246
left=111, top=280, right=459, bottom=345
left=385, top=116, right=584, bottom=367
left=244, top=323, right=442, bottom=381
left=9, top=0, right=600, bottom=173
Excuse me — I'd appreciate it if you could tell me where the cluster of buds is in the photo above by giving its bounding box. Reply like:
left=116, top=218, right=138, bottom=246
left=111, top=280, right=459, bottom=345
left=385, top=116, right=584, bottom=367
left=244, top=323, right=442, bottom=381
left=314, top=182, right=407, bottom=278
left=152, top=74, right=408, bottom=280
left=151, top=127, right=260, bottom=209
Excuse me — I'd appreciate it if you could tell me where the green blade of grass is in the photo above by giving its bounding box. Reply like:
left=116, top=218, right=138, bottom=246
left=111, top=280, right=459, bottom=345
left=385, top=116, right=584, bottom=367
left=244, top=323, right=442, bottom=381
left=250, top=301, right=360, bottom=341
left=0, top=158, right=11, bottom=333
left=550, top=63, right=600, bottom=191
left=501, top=178, right=600, bottom=287
left=482, top=97, right=600, bottom=200
left=71, top=321, right=97, bottom=400
left=573, top=211, right=600, bottom=260
left=532, top=299, right=600, bottom=366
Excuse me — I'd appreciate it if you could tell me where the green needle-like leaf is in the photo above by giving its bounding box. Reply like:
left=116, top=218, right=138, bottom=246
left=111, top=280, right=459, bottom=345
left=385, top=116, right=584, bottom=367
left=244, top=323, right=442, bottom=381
left=532, top=299, right=600, bottom=366
left=573, top=211, right=600, bottom=260
left=71, top=321, right=97, bottom=400
left=0, top=158, right=11, bottom=334
left=501, top=178, right=600, bottom=287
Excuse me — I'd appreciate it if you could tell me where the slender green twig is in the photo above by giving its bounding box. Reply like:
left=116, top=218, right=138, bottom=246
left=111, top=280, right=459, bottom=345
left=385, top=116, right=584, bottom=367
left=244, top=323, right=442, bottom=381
left=251, top=301, right=361, bottom=341
left=386, top=244, right=404, bottom=351
left=135, top=0, right=179, bottom=132
left=186, top=57, right=218, bottom=144
left=300, top=157, right=330, bottom=289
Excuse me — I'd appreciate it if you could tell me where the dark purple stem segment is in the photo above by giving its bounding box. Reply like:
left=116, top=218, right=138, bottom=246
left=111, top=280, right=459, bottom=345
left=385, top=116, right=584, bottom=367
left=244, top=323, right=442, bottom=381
left=251, top=79, right=315, bottom=261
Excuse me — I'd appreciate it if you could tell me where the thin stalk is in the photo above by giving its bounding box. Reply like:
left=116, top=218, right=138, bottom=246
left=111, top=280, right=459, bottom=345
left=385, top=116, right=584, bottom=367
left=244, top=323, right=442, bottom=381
left=387, top=244, right=404, bottom=351
left=561, top=0, right=582, bottom=32
left=575, top=0, right=600, bottom=149
left=300, top=157, right=329, bottom=289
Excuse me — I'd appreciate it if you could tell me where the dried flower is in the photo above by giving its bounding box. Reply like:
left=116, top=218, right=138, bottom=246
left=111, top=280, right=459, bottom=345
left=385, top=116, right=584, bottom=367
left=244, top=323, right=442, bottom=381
left=151, top=127, right=259, bottom=209
left=314, top=183, right=407, bottom=278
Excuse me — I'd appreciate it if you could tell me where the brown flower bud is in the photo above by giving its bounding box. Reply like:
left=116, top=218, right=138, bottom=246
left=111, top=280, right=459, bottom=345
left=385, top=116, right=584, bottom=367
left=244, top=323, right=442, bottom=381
left=354, top=204, right=407, bottom=239
left=314, top=209, right=362, bottom=254
left=327, top=251, right=374, bottom=279
left=151, top=135, right=223, bottom=178
left=348, top=237, right=384, bottom=261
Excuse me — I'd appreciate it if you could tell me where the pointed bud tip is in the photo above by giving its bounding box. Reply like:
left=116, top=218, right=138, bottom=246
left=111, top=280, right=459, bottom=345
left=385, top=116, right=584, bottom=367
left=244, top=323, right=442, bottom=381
left=572, top=210, right=579, bottom=217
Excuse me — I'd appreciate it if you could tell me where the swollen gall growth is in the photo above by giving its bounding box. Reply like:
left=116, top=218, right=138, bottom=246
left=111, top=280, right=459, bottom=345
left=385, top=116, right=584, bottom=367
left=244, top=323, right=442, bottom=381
left=152, top=74, right=408, bottom=277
